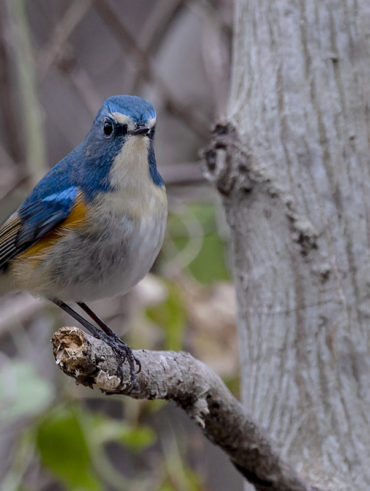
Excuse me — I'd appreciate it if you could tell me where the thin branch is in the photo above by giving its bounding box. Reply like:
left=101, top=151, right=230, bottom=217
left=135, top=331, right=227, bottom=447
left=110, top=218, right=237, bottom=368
left=138, top=0, right=185, bottom=53
left=58, top=57, right=102, bottom=115
left=0, top=3, right=23, bottom=164
left=128, top=0, right=185, bottom=92
left=37, top=0, right=90, bottom=81
left=52, top=326, right=322, bottom=491
left=36, top=1, right=101, bottom=116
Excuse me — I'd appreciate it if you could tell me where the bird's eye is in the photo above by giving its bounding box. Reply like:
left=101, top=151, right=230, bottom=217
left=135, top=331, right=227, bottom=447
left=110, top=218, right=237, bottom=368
left=103, top=120, right=114, bottom=137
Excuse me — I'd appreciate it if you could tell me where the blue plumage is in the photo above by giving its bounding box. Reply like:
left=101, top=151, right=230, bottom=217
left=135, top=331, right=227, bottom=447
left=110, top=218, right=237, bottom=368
left=148, top=135, right=163, bottom=186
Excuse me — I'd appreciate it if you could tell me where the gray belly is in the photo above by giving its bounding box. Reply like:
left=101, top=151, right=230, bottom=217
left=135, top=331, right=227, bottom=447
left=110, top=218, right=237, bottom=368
left=41, top=214, right=166, bottom=301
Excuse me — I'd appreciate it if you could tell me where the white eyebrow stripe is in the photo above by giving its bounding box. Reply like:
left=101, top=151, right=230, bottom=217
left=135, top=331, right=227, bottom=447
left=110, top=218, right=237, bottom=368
left=111, top=112, right=156, bottom=127
left=111, top=112, right=131, bottom=125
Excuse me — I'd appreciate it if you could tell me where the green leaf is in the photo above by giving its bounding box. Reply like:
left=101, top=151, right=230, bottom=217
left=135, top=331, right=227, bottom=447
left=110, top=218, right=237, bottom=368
left=0, top=360, right=54, bottom=426
left=36, top=405, right=100, bottom=491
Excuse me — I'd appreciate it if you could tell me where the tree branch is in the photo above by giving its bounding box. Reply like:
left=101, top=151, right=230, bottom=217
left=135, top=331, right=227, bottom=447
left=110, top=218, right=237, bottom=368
left=52, top=326, right=321, bottom=491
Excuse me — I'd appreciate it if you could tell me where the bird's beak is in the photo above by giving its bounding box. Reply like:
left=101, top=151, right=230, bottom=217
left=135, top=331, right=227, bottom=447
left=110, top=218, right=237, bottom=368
left=129, top=125, right=150, bottom=136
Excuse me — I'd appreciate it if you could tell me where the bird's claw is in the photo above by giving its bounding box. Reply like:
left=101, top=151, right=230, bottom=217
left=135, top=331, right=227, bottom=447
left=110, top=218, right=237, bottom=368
left=111, top=340, right=140, bottom=390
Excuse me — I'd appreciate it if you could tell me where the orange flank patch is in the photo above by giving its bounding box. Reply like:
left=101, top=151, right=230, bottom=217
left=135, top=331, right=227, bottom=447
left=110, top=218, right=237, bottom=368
left=18, top=198, right=88, bottom=262
left=63, top=199, right=88, bottom=229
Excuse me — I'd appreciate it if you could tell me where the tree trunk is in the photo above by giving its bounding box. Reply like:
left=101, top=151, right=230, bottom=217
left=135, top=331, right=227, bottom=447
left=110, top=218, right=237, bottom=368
left=207, top=1, right=370, bottom=489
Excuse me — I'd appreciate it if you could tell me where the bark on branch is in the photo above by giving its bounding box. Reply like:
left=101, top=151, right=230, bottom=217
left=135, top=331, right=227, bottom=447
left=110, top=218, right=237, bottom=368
left=52, top=326, right=321, bottom=491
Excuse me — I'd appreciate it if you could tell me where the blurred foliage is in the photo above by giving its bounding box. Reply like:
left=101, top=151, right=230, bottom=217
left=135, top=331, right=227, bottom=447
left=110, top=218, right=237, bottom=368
left=0, top=359, right=54, bottom=428
left=2, top=397, right=209, bottom=491
left=35, top=404, right=157, bottom=490
left=36, top=405, right=100, bottom=491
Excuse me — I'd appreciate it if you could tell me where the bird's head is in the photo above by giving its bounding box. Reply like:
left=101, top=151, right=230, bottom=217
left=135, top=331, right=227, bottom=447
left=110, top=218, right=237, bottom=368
left=82, top=95, right=163, bottom=191
left=96, top=95, right=157, bottom=139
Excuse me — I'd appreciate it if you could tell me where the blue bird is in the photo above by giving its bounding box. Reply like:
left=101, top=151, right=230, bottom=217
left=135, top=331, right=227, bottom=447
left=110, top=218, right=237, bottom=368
left=0, top=95, right=167, bottom=386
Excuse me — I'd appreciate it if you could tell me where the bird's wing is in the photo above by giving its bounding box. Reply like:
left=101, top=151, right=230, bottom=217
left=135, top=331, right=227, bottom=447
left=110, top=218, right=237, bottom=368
left=0, top=186, right=85, bottom=269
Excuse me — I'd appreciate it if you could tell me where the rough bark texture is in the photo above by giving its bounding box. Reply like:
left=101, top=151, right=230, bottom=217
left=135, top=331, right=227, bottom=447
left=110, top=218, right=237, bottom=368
left=204, top=1, right=370, bottom=489
left=52, top=327, right=320, bottom=491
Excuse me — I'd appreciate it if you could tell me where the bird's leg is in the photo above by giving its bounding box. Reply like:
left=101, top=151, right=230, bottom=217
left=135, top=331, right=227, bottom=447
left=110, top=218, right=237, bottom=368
left=52, top=299, right=107, bottom=341
left=77, top=301, right=141, bottom=374
left=77, top=302, right=130, bottom=347
left=52, top=299, right=139, bottom=388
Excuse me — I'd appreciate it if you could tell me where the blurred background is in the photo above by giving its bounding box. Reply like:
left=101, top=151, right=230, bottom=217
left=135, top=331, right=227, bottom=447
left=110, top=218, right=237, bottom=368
left=0, top=1, right=241, bottom=490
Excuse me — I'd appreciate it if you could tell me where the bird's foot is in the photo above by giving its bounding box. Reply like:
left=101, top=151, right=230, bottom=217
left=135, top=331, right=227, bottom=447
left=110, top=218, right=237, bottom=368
left=108, top=336, right=141, bottom=390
